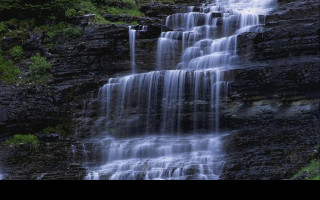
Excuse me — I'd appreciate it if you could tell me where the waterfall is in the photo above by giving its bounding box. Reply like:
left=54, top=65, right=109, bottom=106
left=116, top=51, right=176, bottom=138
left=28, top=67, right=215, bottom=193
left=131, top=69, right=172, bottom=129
left=83, top=134, right=227, bottom=180
left=129, top=26, right=136, bottom=74
left=0, top=169, right=4, bottom=180
left=82, top=0, right=277, bottom=180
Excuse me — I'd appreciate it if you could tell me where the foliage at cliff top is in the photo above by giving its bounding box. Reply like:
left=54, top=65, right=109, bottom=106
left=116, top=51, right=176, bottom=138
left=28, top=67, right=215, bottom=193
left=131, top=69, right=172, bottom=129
left=0, top=0, right=175, bottom=23
left=5, top=134, right=39, bottom=146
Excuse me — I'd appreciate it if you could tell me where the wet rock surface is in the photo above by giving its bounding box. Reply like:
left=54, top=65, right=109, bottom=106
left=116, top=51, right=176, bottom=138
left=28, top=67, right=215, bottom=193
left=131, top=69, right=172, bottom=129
left=0, top=135, right=87, bottom=180
left=237, top=0, right=319, bottom=62
left=219, top=0, right=320, bottom=178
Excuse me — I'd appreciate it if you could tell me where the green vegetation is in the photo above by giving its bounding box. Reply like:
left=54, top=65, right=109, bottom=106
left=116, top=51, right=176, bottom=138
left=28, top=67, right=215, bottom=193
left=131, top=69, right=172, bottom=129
left=29, top=53, right=53, bottom=84
left=0, top=51, right=54, bottom=85
left=10, top=45, right=24, bottom=61
left=0, top=22, right=7, bottom=34
left=292, top=159, right=320, bottom=180
left=41, top=124, right=70, bottom=136
left=65, top=8, right=77, bottom=20
left=5, top=134, right=39, bottom=146
left=106, top=7, right=144, bottom=17
left=63, top=26, right=83, bottom=41
left=0, top=0, right=177, bottom=85
left=0, top=52, right=21, bottom=84
left=0, top=0, right=176, bottom=26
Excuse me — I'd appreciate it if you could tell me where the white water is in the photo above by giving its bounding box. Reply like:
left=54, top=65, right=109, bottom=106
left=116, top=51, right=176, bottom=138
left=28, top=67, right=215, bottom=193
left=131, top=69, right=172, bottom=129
left=82, top=0, right=277, bottom=180
left=129, top=26, right=136, bottom=74
left=83, top=133, right=227, bottom=180
left=0, top=169, right=4, bottom=180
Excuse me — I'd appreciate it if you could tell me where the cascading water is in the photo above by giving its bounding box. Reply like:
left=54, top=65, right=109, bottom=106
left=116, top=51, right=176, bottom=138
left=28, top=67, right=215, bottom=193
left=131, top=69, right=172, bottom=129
left=0, top=168, right=4, bottom=180
left=81, top=0, right=277, bottom=180
left=129, top=26, right=136, bottom=74
left=83, top=133, right=227, bottom=180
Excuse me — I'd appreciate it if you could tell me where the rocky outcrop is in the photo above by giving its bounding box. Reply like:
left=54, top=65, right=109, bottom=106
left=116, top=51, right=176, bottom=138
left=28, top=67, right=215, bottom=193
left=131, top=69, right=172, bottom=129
left=0, top=21, right=165, bottom=139
left=0, top=84, right=62, bottom=139
left=218, top=58, right=319, bottom=179
left=0, top=134, right=86, bottom=180
left=139, top=3, right=189, bottom=18
left=237, top=0, right=319, bottom=62
left=218, top=0, right=320, bottom=179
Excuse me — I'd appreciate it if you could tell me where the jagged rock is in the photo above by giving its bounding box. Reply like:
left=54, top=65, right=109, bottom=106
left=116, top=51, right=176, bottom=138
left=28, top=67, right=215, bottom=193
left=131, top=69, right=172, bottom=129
left=0, top=137, right=87, bottom=180
left=73, top=14, right=96, bottom=26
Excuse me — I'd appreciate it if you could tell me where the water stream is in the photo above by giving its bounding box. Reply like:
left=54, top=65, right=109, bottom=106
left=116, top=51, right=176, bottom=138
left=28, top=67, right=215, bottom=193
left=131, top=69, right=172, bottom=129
left=81, top=0, right=277, bottom=180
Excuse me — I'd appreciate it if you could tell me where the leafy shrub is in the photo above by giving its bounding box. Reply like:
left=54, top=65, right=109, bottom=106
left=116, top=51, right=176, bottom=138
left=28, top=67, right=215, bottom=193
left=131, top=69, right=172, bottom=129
left=41, top=123, right=69, bottom=136
left=77, top=10, right=86, bottom=16
left=10, top=45, right=24, bottom=61
left=106, top=7, right=145, bottom=17
left=5, top=134, right=39, bottom=146
left=65, top=8, right=77, bottom=19
left=0, top=22, right=7, bottom=34
left=40, top=22, right=69, bottom=44
left=63, top=26, right=83, bottom=41
left=0, top=53, right=21, bottom=84
left=29, top=53, right=53, bottom=84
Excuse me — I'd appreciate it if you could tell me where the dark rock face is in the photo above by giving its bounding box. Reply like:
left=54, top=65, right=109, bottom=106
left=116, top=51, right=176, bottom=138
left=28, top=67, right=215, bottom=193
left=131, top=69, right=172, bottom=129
left=73, top=14, right=96, bottom=26
left=0, top=84, right=62, bottom=139
left=140, top=3, right=189, bottom=18
left=49, top=24, right=130, bottom=81
left=218, top=0, right=320, bottom=179
left=0, top=22, right=163, bottom=138
left=221, top=123, right=318, bottom=180
left=0, top=135, right=87, bottom=180
left=218, top=60, right=319, bottom=179
left=237, top=0, right=320, bottom=62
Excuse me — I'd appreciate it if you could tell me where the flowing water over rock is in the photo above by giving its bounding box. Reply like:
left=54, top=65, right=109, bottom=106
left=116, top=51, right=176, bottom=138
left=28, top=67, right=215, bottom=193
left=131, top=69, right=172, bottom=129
left=80, top=0, right=277, bottom=180
left=0, top=171, right=4, bottom=180
left=129, top=26, right=137, bottom=74
left=83, top=133, right=228, bottom=180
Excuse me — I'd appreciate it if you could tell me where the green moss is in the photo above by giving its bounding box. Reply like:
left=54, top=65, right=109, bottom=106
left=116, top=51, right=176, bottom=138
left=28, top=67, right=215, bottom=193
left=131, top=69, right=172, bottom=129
left=40, top=123, right=71, bottom=136
left=309, top=175, right=320, bottom=180
left=105, top=7, right=145, bottom=17
left=63, top=26, right=83, bottom=41
left=0, top=52, right=22, bottom=84
left=10, top=45, right=24, bottom=62
left=29, top=53, right=53, bottom=84
left=65, top=8, right=77, bottom=19
left=292, top=159, right=320, bottom=180
left=5, top=134, right=39, bottom=146
left=39, top=22, right=69, bottom=44
left=39, top=122, right=73, bottom=136
left=0, top=22, right=7, bottom=34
